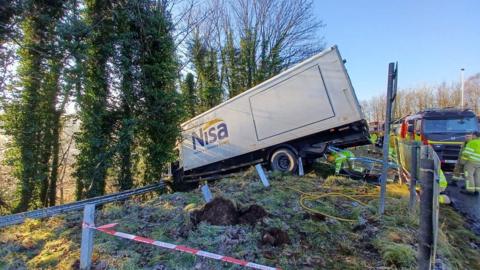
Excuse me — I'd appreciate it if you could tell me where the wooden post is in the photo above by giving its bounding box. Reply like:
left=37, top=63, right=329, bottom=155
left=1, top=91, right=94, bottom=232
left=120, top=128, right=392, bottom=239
left=80, top=204, right=95, bottom=270
left=408, top=142, right=419, bottom=213
left=419, top=153, right=434, bottom=270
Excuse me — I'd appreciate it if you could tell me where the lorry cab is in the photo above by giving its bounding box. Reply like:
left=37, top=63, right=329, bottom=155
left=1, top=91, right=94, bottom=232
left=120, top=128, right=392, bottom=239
left=399, top=108, right=479, bottom=170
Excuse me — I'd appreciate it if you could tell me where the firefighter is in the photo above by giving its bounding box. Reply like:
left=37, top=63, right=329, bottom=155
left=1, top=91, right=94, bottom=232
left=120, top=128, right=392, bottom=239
left=459, top=134, right=480, bottom=195
left=369, top=133, right=378, bottom=145
left=438, top=169, right=451, bottom=204
left=388, top=133, right=398, bottom=161
left=327, top=149, right=354, bottom=174
left=452, top=143, right=466, bottom=183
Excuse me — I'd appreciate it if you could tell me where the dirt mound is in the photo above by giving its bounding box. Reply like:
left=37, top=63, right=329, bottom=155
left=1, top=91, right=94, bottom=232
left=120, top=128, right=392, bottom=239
left=261, top=228, right=290, bottom=246
left=239, top=204, right=268, bottom=224
left=191, top=197, right=238, bottom=225
left=191, top=197, right=268, bottom=226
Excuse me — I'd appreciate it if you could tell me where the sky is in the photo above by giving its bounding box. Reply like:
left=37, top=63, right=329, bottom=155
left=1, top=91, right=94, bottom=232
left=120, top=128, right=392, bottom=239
left=313, top=0, right=480, bottom=101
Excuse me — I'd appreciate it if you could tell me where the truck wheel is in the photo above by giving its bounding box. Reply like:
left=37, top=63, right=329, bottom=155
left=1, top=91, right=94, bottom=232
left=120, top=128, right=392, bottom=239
left=270, top=148, right=298, bottom=173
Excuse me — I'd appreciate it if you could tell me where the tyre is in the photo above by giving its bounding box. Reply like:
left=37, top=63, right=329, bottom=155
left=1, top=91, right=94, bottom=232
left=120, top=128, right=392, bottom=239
left=270, top=148, right=298, bottom=173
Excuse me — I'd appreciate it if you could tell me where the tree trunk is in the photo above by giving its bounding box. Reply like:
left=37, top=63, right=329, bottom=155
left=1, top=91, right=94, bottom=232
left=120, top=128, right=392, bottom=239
left=48, top=111, right=61, bottom=206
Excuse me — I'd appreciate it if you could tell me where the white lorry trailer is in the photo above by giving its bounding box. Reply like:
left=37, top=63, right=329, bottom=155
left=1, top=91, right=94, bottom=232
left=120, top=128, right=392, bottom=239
left=174, top=46, right=369, bottom=182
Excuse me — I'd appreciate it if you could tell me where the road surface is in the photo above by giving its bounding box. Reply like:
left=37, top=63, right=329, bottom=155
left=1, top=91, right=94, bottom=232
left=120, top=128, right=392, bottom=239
left=445, top=173, right=480, bottom=233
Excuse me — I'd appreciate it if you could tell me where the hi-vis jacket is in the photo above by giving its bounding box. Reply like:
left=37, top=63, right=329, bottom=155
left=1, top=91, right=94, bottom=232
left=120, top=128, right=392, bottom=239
left=461, top=139, right=480, bottom=163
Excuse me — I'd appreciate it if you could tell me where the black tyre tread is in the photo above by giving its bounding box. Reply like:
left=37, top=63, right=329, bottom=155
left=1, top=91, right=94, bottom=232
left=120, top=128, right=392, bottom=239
left=270, top=148, right=298, bottom=173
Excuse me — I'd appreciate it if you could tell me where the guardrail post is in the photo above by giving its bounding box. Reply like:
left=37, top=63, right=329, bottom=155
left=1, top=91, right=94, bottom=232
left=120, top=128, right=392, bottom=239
left=419, top=149, right=434, bottom=270
left=431, top=148, right=441, bottom=267
left=298, top=157, right=304, bottom=176
left=408, top=142, right=419, bottom=213
left=255, top=164, right=270, bottom=187
left=201, top=183, right=213, bottom=203
left=80, top=204, right=95, bottom=270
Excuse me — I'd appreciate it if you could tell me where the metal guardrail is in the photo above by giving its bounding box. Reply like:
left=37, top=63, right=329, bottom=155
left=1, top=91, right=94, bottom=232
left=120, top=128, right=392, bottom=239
left=396, top=140, right=441, bottom=270
left=0, top=182, right=166, bottom=228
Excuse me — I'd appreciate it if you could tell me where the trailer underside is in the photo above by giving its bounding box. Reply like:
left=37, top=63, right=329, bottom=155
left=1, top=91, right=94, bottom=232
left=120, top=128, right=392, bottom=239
left=175, top=120, right=370, bottom=183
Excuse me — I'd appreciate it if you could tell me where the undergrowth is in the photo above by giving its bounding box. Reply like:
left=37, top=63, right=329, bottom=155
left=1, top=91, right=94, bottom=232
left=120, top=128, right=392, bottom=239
left=0, top=167, right=478, bottom=269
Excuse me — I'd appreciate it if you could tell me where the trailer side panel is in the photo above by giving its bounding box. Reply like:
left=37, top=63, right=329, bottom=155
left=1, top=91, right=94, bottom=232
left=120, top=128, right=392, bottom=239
left=249, top=65, right=335, bottom=141
left=180, top=46, right=364, bottom=171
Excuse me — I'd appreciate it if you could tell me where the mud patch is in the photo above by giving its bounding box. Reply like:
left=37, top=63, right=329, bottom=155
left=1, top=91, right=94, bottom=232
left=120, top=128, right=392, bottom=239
left=239, top=204, right=268, bottom=224
left=191, top=197, right=268, bottom=226
left=191, top=197, right=238, bottom=225
left=261, top=228, right=290, bottom=246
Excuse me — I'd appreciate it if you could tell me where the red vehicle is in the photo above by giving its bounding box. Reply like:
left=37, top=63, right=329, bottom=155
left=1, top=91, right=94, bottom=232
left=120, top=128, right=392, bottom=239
left=397, top=108, right=479, bottom=170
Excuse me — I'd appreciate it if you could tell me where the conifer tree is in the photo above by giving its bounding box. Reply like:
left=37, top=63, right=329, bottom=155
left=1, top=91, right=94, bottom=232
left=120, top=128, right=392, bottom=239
left=189, top=0, right=323, bottom=100
left=190, top=34, right=223, bottom=112
left=201, top=49, right=222, bottom=109
left=222, top=30, right=242, bottom=98
left=181, top=72, right=197, bottom=118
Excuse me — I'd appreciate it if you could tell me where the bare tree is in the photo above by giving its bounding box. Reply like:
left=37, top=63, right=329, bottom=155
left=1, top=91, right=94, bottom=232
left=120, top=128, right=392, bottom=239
left=183, top=0, right=324, bottom=102
left=362, top=73, right=480, bottom=123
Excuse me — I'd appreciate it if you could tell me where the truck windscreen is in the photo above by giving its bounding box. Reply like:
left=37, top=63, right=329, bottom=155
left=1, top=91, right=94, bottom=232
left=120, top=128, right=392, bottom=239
left=424, top=117, right=478, bottom=133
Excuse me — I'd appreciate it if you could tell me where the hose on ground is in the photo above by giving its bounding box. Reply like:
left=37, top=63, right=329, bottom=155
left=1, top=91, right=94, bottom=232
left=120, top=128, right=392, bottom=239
left=287, top=187, right=380, bottom=222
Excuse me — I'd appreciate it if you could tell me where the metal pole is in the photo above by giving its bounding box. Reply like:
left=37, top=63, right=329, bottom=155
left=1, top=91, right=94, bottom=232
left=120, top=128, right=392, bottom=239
left=298, top=157, right=304, bottom=176
left=201, top=183, right=213, bottom=203
left=379, top=63, right=395, bottom=215
left=431, top=149, right=441, bottom=267
left=80, top=204, right=95, bottom=270
left=408, top=142, right=418, bottom=213
left=461, top=68, right=465, bottom=109
left=418, top=148, right=434, bottom=270
left=255, top=164, right=270, bottom=187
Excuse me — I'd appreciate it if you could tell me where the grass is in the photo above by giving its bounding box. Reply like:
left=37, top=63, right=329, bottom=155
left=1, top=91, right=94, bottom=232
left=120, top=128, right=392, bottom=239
left=437, top=206, right=480, bottom=269
left=0, top=166, right=479, bottom=269
left=375, top=241, right=416, bottom=268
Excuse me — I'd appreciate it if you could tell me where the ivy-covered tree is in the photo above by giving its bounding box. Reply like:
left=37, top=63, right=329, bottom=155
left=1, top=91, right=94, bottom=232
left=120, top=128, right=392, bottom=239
left=112, top=0, right=138, bottom=191
left=1, top=0, right=187, bottom=210
left=0, top=0, right=17, bottom=44
left=3, top=0, right=65, bottom=212
left=135, top=2, right=183, bottom=183
left=74, top=0, right=115, bottom=199
left=40, top=50, right=62, bottom=207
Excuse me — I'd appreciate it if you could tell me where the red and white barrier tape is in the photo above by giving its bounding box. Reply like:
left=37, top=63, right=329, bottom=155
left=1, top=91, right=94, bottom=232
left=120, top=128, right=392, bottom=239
left=83, top=222, right=281, bottom=270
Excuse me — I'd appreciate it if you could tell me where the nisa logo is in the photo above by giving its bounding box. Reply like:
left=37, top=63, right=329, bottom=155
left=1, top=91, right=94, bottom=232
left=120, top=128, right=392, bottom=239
left=192, top=118, right=229, bottom=151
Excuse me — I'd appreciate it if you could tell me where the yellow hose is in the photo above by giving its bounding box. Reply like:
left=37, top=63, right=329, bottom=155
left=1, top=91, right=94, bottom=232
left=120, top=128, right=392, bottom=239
left=287, top=187, right=380, bottom=222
